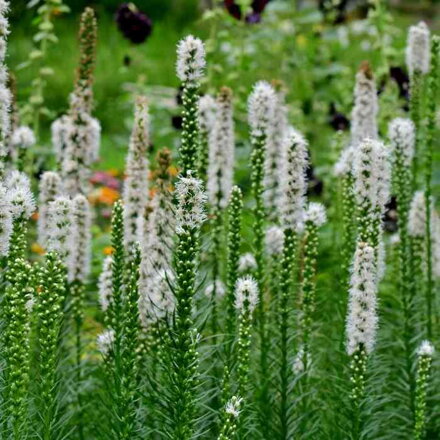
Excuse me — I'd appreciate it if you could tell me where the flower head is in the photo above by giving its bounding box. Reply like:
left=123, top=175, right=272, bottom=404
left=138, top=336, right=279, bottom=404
left=46, top=196, right=73, bottom=261
left=334, top=146, right=355, bottom=176
left=248, top=81, right=276, bottom=137
left=6, top=171, right=35, bottom=219
left=304, top=202, right=327, bottom=227
left=175, top=174, right=207, bottom=233
left=115, top=3, right=153, bottom=44
left=238, top=252, right=257, bottom=273
left=176, top=35, right=206, bottom=85
left=235, top=275, right=259, bottom=314
left=346, top=242, right=378, bottom=355
left=406, top=21, right=431, bottom=75
left=417, top=340, right=435, bottom=358
left=198, top=94, right=217, bottom=135
left=98, top=256, right=113, bottom=312
left=204, top=280, right=226, bottom=299
left=265, top=225, right=284, bottom=256
left=408, top=191, right=427, bottom=237
left=97, top=329, right=115, bottom=356
left=224, top=396, right=243, bottom=418
left=11, top=126, right=35, bottom=149
left=388, top=117, right=415, bottom=167
left=0, top=183, right=12, bottom=256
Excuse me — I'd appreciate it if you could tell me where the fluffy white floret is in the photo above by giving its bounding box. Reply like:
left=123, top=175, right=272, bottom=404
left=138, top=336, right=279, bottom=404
left=417, top=340, right=435, bottom=357
left=5, top=171, right=35, bottom=219
left=0, top=183, right=12, bottom=256
left=224, top=396, right=242, bottom=418
left=11, top=126, right=35, bottom=148
left=406, top=21, right=431, bottom=75
left=235, top=275, right=259, bottom=314
left=388, top=117, right=415, bottom=167
left=97, top=329, right=115, bottom=356
left=304, top=202, right=327, bottom=227
left=204, top=280, right=226, bottom=299
left=408, top=191, right=426, bottom=237
left=176, top=35, right=206, bottom=84
left=248, top=81, right=276, bottom=137
left=238, top=253, right=257, bottom=273
left=98, top=256, right=113, bottom=312
left=265, top=225, right=284, bottom=256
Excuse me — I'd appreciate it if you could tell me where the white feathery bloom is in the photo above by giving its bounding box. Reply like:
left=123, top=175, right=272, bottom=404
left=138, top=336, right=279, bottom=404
left=51, top=115, right=71, bottom=164
left=38, top=171, right=63, bottom=246
left=292, top=345, right=311, bottom=375
left=350, top=62, right=378, bottom=147
left=353, top=138, right=390, bottom=213
left=87, top=116, right=101, bottom=164
left=98, top=256, right=113, bottom=312
left=207, top=87, right=235, bottom=209
left=204, top=280, right=225, bottom=299
left=346, top=242, right=378, bottom=355
left=175, top=174, right=207, bottom=233
left=224, top=396, right=242, bottom=418
left=0, top=183, right=12, bottom=256
left=5, top=171, right=35, bottom=219
left=280, top=127, right=309, bottom=230
left=139, top=191, right=175, bottom=327
left=97, top=329, right=115, bottom=356
left=265, top=225, right=284, bottom=256
left=304, top=202, right=327, bottom=227
left=388, top=118, right=415, bottom=167
left=46, top=196, right=73, bottom=261
left=198, top=94, right=217, bottom=135
left=235, top=275, right=259, bottom=314
left=248, top=81, right=276, bottom=137
left=25, top=296, right=35, bottom=313
left=334, top=146, right=355, bottom=176
left=176, top=35, right=206, bottom=85
left=417, top=340, right=435, bottom=357
left=406, top=21, right=431, bottom=76
left=264, top=90, right=289, bottom=215
left=11, top=126, right=35, bottom=149
left=238, top=253, right=257, bottom=273
left=123, top=96, right=150, bottom=251
left=67, top=194, right=92, bottom=283
left=408, top=191, right=426, bottom=237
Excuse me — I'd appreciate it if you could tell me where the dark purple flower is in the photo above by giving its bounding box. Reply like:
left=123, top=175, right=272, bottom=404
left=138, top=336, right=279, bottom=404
left=224, top=0, right=270, bottom=23
left=329, top=103, right=350, bottom=131
left=115, top=3, right=152, bottom=44
left=389, top=66, right=410, bottom=100
left=384, top=196, right=398, bottom=233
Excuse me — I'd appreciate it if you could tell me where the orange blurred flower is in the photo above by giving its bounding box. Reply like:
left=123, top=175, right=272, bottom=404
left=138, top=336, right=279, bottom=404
left=103, top=246, right=114, bottom=256
left=90, top=187, right=120, bottom=205
left=31, top=211, right=39, bottom=221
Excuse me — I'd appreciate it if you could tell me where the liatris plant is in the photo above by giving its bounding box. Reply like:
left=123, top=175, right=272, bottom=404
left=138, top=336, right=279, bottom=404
left=276, top=126, right=308, bottom=438
left=176, top=35, right=205, bottom=176
left=413, top=341, right=435, bottom=440
left=0, top=183, right=12, bottom=256
left=405, top=21, right=431, bottom=186
left=123, top=96, right=149, bottom=253
left=247, top=81, right=276, bottom=428
left=35, top=252, right=67, bottom=439
left=1, top=171, right=35, bottom=439
left=10, top=125, right=35, bottom=172
left=350, top=62, right=378, bottom=148
left=218, top=396, right=243, bottom=440
left=59, top=7, right=100, bottom=196
left=164, top=174, right=207, bottom=439
left=197, top=94, right=217, bottom=180
left=423, top=36, right=439, bottom=339
left=345, top=242, right=378, bottom=438
left=98, top=255, right=113, bottom=325
left=234, top=276, right=259, bottom=435
left=37, top=171, right=63, bottom=247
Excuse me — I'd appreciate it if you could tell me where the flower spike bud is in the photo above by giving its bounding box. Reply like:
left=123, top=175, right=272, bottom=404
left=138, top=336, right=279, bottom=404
left=6, top=170, right=35, bottom=219
left=234, top=275, right=259, bottom=314
left=388, top=118, right=415, bottom=167
left=346, top=242, right=378, bottom=356
left=248, top=81, right=276, bottom=137
left=97, top=329, right=115, bottom=357
left=350, top=61, right=378, bottom=147
left=176, top=35, right=206, bottom=86
left=304, top=202, right=327, bottom=227
left=406, top=21, right=431, bottom=76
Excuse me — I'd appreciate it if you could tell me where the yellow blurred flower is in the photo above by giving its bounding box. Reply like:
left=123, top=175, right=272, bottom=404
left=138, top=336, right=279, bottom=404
left=103, top=246, right=114, bottom=256
left=31, top=243, right=45, bottom=255
left=296, top=34, right=307, bottom=48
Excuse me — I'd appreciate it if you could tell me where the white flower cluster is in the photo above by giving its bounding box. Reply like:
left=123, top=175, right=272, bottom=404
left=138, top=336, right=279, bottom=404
left=198, top=94, right=217, bottom=136
left=417, top=340, right=435, bottom=358
left=0, top=183, right=12, bottom=256
left=38, top=171, right=63, bottom=246
left=207, top=87, right=235, bottom=209
left=224, top=396, right=242, bottom=418
left=388, top=117, right=415, bottom=167
left=346, top=242, right=378, bottom=355
left=238, top=253, right=257, bottom=274
left=333, top=146, right=355, bottom=177
left=123, top=96, right=150, bottom=251
left=263, top=90, right=288, bottom=216
left=59, top=92, right=101, bottom=195
left=5, top=170, right=35, bottom=219
left=408, top=191, right=427, bottom=238
left=97, top=329, right=115, bottom=357
left=175, top=174, right=207, bottom=234
left=204, top=280, right=226, bottom=299
left=350, top=62, right=378, bottom=148
left=46, top=196, right=73, bottom=261
left=68, top=194, right=92, bottom=283
left=235, top=275, right=259, bottom=314
left=353, top=138, right=391, bottom=215
left=98, top=256, right=113, bottom=312
left=51, top=115, right=70, bottom=164
left=280, top=127, right=309, bottom=231
left=0, top=0, right=11, bottom=159
left=139, top=191, right=176, bottom=328
left=265, top=225, right=284, bottom=256
left=248, top=81, right=276, bottom=138
left=292, top=345, right=311, bottom=375
left=176, top=35, right=206, bottom=85
left=10, top=126, right=35, bottom=149
left=304, top=202, right=327, bottom=227
left=406, top=21, right=431, bottom=76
